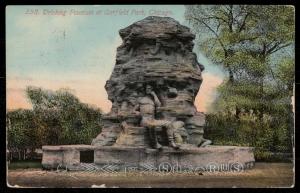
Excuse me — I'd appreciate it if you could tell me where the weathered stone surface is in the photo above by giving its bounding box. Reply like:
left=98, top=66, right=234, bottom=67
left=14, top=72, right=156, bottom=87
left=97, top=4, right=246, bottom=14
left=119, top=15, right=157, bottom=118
left=92, top=16, right=208, bottom=148
left=42, top=145, right=92, bottom=169
left=42, top=145, right=255, bottom=171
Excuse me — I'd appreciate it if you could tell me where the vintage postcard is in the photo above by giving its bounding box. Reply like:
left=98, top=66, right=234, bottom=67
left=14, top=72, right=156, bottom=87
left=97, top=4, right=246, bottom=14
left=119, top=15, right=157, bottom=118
left=6, top=5, right=295, bottom=188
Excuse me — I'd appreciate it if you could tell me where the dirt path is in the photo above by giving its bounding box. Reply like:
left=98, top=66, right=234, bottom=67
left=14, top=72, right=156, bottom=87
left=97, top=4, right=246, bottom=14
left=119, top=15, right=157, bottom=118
left=7, top=162, right=294, bottom=188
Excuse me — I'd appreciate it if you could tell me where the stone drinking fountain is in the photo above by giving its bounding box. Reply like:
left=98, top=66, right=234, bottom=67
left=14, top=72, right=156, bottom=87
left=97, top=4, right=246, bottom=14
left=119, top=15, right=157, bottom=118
left=42, top=16, right=255, bottom=171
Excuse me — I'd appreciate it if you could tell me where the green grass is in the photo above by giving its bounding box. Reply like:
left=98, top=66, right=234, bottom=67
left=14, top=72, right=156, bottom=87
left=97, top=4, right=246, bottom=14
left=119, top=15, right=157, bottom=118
left=8, top=160, right=42, bottom=170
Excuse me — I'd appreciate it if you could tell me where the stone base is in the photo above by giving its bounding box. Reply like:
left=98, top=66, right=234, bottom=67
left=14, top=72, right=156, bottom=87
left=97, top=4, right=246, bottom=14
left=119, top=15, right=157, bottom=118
left=42, top=145, right=255, bottom=171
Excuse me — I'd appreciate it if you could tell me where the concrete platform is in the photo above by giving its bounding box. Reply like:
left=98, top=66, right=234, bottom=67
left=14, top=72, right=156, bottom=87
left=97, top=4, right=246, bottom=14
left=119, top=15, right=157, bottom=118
left=42, top=145, right=255, bottom=171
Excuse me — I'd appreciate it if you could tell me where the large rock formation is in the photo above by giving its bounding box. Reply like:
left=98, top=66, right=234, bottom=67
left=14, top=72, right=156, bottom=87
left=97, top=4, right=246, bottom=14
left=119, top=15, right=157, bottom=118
left=42, top=16, right=255, bottom=171
left=92, top=16, right=209, bottom=148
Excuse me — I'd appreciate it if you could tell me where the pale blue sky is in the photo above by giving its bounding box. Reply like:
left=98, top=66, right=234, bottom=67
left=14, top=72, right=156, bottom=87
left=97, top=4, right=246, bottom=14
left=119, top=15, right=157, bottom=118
left=6, top=5, right=225, bottom=112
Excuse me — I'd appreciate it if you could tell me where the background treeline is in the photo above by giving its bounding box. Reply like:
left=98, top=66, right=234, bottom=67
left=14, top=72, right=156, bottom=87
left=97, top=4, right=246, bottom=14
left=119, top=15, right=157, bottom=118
left=6, top=86, right=102, bottom=160
left=185, top=5, right=294, bottom=161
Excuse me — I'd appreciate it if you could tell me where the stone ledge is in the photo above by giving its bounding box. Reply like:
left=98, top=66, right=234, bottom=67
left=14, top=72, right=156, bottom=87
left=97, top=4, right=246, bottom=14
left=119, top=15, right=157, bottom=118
left=42, top=145, right=255, bottom=171
left=42, top=145, right=94, bottom=151
left=43, top=144, right=254, bottom=152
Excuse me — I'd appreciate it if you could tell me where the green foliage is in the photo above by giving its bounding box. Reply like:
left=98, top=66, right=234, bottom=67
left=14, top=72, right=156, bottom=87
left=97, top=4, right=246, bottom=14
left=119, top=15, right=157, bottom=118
left=7, top=86, right=103, bottom=155
left=7, top=109, right=36, bottom=150
left=205, top=113, right=293, bottom=161
left=8, top=160, right=42, bottom=169
left=274, top=57, right=295, bottom=94
left=186, top=5, right=295, bottom=160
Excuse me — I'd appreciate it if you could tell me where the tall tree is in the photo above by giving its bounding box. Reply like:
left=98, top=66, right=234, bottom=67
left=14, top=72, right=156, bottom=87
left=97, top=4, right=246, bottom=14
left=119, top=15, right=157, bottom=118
left=185, top=5, right=295, bottom=153
left=185, top=5, right=294, bottom=115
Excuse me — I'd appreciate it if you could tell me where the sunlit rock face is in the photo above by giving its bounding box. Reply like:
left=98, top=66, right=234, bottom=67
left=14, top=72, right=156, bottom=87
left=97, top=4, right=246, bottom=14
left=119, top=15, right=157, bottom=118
left=92, top=16, right=207, bottom=147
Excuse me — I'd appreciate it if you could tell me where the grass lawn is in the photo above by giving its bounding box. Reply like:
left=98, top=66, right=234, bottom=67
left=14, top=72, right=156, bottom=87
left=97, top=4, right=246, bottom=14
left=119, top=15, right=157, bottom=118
left=8, top=160, right=42, bottom=170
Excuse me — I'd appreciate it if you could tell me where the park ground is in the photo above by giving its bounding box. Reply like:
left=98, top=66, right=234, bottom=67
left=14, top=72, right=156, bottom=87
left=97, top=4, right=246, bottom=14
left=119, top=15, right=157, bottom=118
left=7, top=162, right=294, bottom=188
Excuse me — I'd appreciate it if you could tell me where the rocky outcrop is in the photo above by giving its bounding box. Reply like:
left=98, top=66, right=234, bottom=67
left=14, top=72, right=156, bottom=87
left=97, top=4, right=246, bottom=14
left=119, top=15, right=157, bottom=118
left=92, top=16, right=208, bottom=147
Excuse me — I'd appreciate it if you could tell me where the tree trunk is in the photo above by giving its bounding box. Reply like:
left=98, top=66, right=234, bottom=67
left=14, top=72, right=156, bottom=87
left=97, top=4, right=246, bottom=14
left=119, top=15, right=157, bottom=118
left=23, top=149, right=26, bottom=160
left=18, top=150, right=21, bottom=161
left=259, top=55, right=266, bottom=122
left=235, top=106, right=240, bottom=120
left=287, top=102, right=294, bottom=153
left=228, top=68, right=234, bottom=83
left=258, top=110, right=263, bottom=122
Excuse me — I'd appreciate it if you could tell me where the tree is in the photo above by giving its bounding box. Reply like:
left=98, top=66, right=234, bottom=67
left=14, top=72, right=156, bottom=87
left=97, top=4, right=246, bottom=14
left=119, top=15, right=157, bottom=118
left=185, top=5, right=295, bottom=156
left=25, top=86, right=103, bottom=145
left=7, top=86, right=103, bottom=160
left=7, top=109, right=38, bottom=160
left=185, top=5, right=294, bottom=111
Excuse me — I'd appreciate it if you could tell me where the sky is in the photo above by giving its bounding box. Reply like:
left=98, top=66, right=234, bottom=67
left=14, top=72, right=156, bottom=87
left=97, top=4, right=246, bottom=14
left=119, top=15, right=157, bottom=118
left=6, top=5, right=225, bottom=113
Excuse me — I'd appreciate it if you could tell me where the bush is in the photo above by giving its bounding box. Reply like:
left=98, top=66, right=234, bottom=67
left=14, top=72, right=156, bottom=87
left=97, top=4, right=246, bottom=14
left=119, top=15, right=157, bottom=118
left=7, top=87, right=103, bottom=160
left=205, top=112, right=293, bottom=162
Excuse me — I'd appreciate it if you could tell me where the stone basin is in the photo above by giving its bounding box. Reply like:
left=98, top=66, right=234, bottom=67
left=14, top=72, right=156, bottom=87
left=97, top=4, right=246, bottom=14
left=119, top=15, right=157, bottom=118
left=42, top=145, right=255, bottom=171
